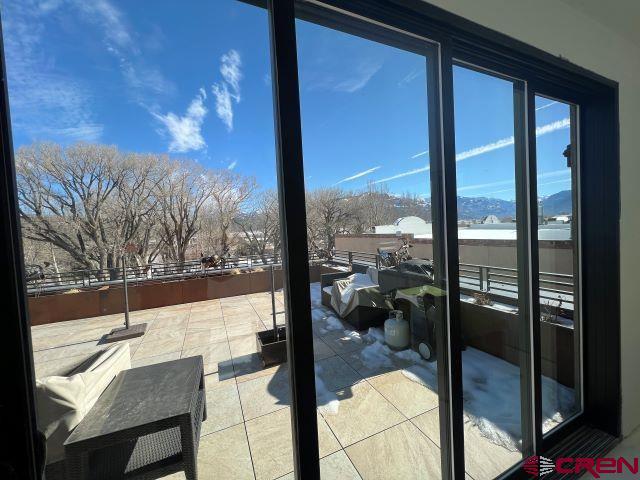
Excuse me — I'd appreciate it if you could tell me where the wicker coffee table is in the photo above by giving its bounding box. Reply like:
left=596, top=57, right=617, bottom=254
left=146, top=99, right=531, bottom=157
left=64, top=356, right=206, bottom=480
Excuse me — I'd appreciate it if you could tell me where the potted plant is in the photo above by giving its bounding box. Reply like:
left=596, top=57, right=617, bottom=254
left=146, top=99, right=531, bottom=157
left=257, top=266, right=287, bottom=367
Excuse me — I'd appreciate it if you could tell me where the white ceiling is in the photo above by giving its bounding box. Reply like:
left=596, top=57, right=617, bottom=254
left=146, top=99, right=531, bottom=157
left=559, top=0, right=640, bottom=47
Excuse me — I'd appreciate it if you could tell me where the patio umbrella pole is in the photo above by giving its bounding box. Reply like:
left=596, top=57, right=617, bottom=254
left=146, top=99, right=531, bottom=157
left=104, top=248, right=147, bottom=342
left=123, top=254, right=130, bottom=330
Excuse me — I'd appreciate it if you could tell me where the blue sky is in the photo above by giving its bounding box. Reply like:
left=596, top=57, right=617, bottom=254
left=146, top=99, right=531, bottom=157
left=1, top=0, right=572, bottom=201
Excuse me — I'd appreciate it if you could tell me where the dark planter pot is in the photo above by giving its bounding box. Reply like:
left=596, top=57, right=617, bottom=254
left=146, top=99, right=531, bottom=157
left=257, top=327, right=287, bottom=367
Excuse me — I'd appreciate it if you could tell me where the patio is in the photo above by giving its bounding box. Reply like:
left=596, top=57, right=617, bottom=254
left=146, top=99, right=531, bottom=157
left=32, top=284, right=530, bottom=480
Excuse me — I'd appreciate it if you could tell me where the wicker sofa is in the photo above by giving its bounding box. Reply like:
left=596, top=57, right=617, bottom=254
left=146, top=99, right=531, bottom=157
left=36, top=343, right=132, bottom=478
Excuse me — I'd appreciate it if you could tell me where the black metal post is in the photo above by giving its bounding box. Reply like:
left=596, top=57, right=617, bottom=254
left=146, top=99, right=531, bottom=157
left=514, top=81, right=542, bottom=455
left=434, top=40, right=465, bottom=480
left=122, top=255, right=130, bottom=330
left=267, top=1, right=320, bottom=478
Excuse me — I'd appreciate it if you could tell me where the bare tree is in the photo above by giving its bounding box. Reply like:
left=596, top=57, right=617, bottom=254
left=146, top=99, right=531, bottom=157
left=155, top=158, right=212, bottom=264
left=350, top=182, right=396, bottom=233
left=206, top=170, right=256, bottom=257
left=234, top=189, right=281, bottom=263
left=306, top=187, right=355, bottom=254
left=16, top=142, right=130, bottom=278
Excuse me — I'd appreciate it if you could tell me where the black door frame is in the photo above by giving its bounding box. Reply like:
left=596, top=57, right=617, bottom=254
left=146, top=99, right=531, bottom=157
left=0, top=1, right=619, bottom=479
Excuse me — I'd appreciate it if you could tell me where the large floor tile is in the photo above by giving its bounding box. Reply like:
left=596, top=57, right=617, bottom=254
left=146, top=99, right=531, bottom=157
left=237, top=367, right=291, bottom=420
left=368, top=370, right=439, bottom=418
left=345, top=421, right=441, bottom=480
left=201, top=383, right=243, bottom=435
left=182, top=342, right=232, bottom=374
left=187, top=316, right=224, bottom=330
left=149, top=315, right=188, bottom=331
left=233, top=356, right=285, bottom=383
left=462, top=419, right=522, bottom=480
left=320, top=381, right=405, bottom=447
left=229, top=334, right=260, bottom=357
left=320, top=330, right=366, bottom=355
left=315, top=355, right=362, bottom=392
left=189, top=309, right=224, bottom=322
left=194, top=424, right=255, bottom=480
left=245, top=407, right=340, bottom=480
left=277, top=450, right=361, bottom=480
left=313, top=337, right=336, bottom=361
left=183, top=326, right=228, bottom=349
left=33, top=341, right=104, bottom=363
left=410, top=407, right=440, bottom=446
left=132, top=351, right=181, bottom=368
left=141, top=327, right=186, bottom=344
left=133, top=336, right=184, bottom=360
left=226, top=320, right=267, bottom=340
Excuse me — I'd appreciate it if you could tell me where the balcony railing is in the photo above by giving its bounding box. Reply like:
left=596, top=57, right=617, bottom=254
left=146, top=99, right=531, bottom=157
left=26, top=248, right=574, bottom=309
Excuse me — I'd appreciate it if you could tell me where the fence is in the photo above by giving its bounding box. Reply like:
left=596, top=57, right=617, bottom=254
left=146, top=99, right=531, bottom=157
left=27, top=249, right=573, bottom=308
left=27, top=252, right=323, bottom=295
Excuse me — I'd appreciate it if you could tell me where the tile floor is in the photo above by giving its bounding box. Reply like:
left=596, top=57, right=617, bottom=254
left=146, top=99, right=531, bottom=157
left=32, top=286, right=521, bottom=480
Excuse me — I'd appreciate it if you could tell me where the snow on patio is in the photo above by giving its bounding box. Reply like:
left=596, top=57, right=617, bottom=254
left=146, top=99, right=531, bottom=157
left=309, top=282, right=577, bottom=452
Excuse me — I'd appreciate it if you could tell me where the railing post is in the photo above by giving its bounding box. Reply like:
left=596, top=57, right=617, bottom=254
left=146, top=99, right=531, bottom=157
left=485, top=266, right=491, bottom=292
left=348, top=251, right=353, bottom=266
left=479, top=266, right=486, bottom=291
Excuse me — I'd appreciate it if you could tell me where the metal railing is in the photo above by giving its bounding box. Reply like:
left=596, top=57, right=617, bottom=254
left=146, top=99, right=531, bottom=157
left=332, top=250, right=574, bottom=309
left=26, top=252, right=324, bottom=295
left=27, top=248, right=574, bottom=308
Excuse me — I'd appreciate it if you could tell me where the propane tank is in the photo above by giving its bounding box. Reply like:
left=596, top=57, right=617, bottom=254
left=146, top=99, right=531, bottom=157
left=384, top=310, right=410, bottom=350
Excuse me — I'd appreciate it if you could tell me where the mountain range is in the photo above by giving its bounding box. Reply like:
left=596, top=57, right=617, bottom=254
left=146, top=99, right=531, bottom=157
left=455, top=190, right=573, bottom=220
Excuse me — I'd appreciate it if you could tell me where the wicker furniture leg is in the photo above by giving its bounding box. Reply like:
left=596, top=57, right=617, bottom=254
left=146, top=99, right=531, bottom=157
left=181, top=414, right=198, bottom=480
left=200, top=368, right=207, bottom=422
left=65, top=450, right=89, bottom=480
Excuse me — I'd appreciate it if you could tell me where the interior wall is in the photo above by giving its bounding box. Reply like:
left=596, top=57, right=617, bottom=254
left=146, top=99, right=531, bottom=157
left=421, top=0, right=640, bottom=436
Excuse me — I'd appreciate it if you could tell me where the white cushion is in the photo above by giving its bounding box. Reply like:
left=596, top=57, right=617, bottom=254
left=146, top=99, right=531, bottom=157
left=36, top=343, right=131, bottom=464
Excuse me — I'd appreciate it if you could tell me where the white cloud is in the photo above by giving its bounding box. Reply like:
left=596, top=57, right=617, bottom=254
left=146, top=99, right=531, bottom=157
left=411, top=150, right=429, bottom=159
left=535, top=100, right=558, bottom=111
left=372, top=166, right=430, bottom=184
left=75, top=0, right=174, bottom=100
left=228, top=160, right=237, bottom=170
left=335, top=166, right=381, bottom=185
left=211, top=84, right=234, bottom=131
left=153, top=88, right=207, bottom=152
left=372, top=118, right=570, bottom=185
left=455, top=136, right=515, bottom=162
left=212, top=49, right=243, bottom=131
left=220, top=50, right=242, bottom=99
left=398, top=68, right=422, bottom=87
left=333, top=62, right=382, bottom=93
left=2, top=1, right=103, bottom=142
left=76, top=0, right=134, bottom=51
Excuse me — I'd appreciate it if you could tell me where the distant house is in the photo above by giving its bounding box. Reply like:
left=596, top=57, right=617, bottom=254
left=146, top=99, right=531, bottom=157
left=373, top=216, right=432, bottom=235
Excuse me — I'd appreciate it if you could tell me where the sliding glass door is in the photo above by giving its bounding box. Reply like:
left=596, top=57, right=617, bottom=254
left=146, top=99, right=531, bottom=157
left=532, top=96, right=582, bottom=434
left=292, top=9, right=451, bottom=479
left=0, top=0, right=613, bottom=479
left=452, top=64, right=527, bottom=478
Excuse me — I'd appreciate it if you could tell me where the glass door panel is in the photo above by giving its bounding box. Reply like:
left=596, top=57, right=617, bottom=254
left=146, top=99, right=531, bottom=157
left=533, top=96, right=582, bottom=434
left=2, top=1, right=292, bottom=478
left=294, top=12, right=449, bottom=479
left=452, top=65, right=525, bottom=478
